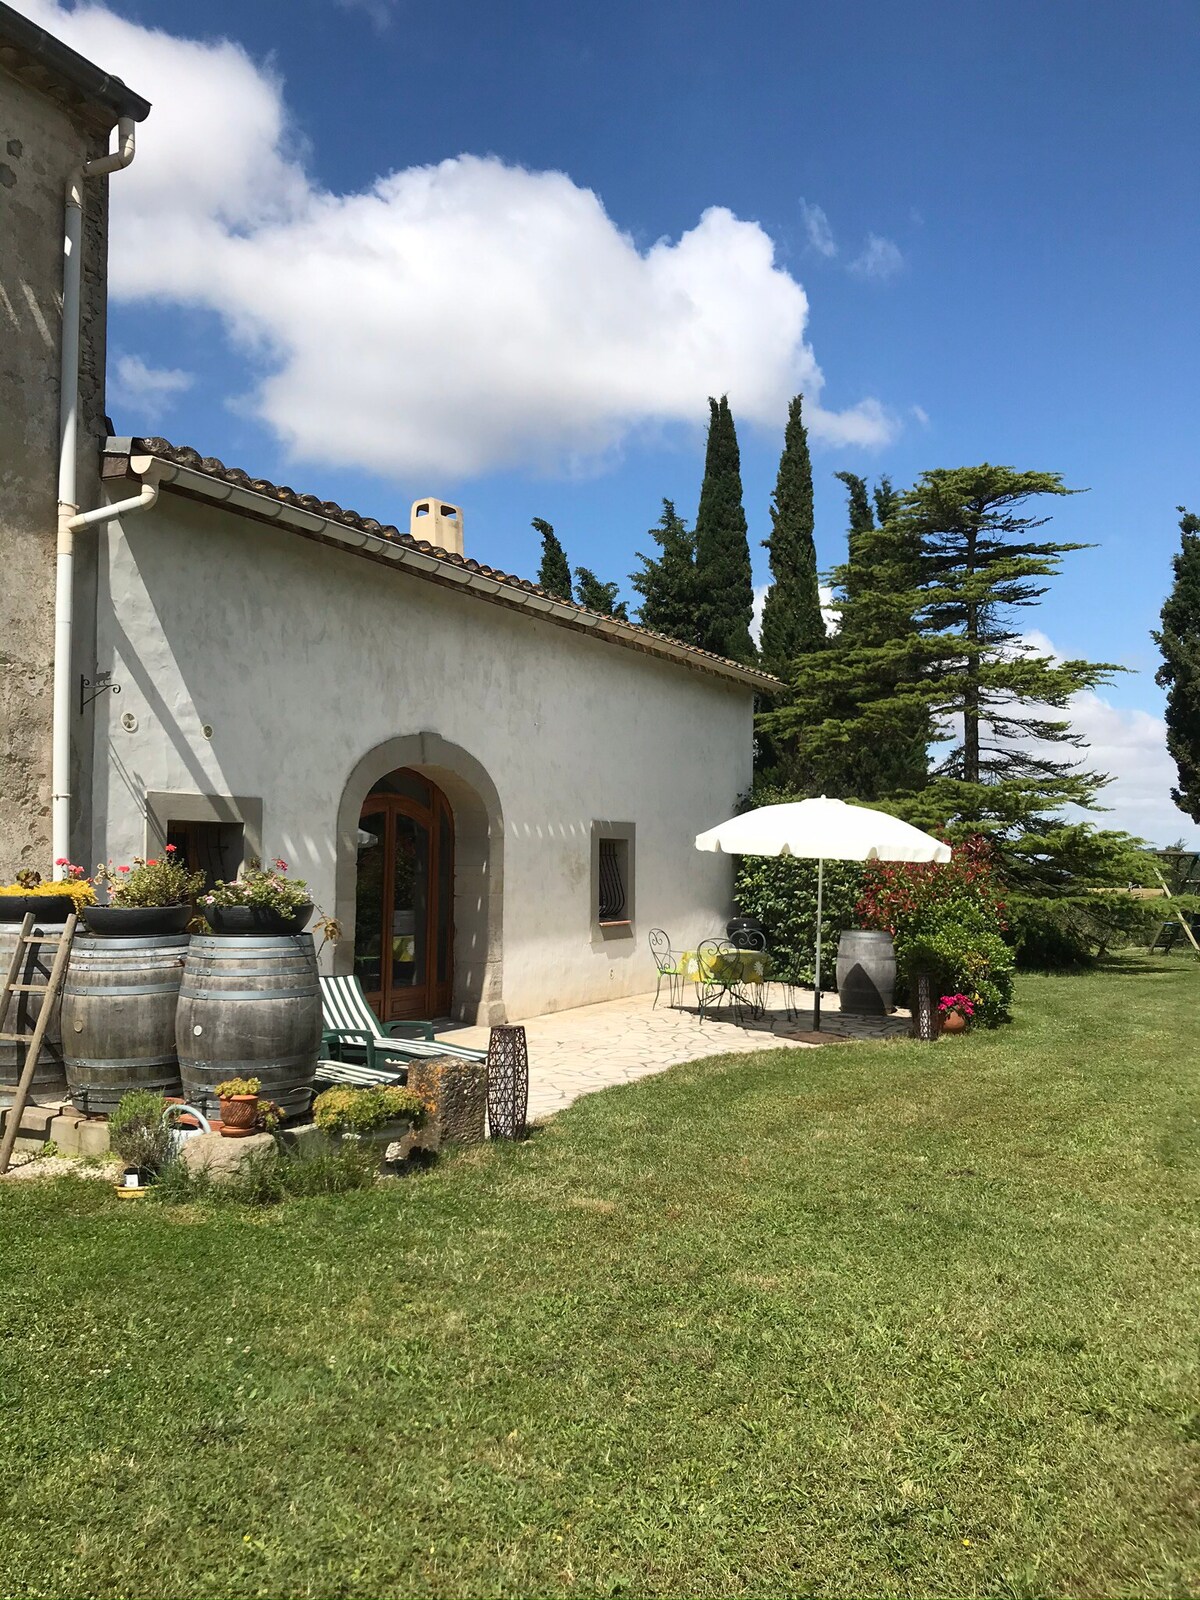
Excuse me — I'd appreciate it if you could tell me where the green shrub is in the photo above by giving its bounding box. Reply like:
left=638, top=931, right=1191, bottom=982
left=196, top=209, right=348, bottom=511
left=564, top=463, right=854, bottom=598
left=1006, top=894, right=1162, bottom=969
left=733, top=855, right=864, bottom=988
left=312, top=1085, right=429, bottom=1136
left=857, top=834, right=1015, bottom=1027
left=108, top=1090, right=174, bottom=1175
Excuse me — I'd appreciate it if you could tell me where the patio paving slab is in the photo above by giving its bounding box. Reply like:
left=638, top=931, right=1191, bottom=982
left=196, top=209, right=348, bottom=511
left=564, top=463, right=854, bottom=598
left=442, top=988, right=909, bottom=1123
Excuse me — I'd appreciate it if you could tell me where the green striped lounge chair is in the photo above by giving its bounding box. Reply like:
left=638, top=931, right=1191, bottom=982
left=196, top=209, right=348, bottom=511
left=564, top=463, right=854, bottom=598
left=318, top=973, right=487, bottom=1084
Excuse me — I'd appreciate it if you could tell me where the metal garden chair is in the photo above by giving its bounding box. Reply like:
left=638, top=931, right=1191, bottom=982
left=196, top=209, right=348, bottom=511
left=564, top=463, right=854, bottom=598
left=648, top=928, right=685, bottom=1008
left=695, top=937, right=755, bottom=1024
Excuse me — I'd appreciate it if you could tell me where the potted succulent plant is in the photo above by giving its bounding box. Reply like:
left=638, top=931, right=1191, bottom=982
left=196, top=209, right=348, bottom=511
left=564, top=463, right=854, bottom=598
left=87, top=847, right=206, bottom=936
left=201, top=858, right=314, bottom=936
left=938, top=993, right=975, bottom=1034
left=312, top=1084, right=430, bottom=1161
left=0, top=863, right=94, bottom=924
left=215, top=1075, right=262, bottom=1137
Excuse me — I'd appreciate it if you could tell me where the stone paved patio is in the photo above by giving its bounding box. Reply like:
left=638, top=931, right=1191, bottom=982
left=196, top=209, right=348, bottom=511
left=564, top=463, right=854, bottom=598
left=446, top=988, right=910, bottom=1124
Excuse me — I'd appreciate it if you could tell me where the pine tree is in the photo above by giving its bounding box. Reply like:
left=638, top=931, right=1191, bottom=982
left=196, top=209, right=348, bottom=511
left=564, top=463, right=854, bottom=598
left=875, top=466, right=1146, bottom=961
left=533, top=518, right=572, bottom=601
left=630, top=499, right=698, bottom=643
left=760, top=394, right=824, bottom=676
left=907, top=466, right=1111, bottom=793
left=694, top=396, right=756, bottom=664
left=574, top=567, right=629, bottom=620
left=1154, top=505, right=1200, bottom=823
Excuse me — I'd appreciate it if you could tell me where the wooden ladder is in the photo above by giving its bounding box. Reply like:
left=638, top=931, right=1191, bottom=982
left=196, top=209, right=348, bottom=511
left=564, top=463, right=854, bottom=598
left=1149, top=865, right=1200, bottom=960
left=0, top=912, right=77, bottom=1176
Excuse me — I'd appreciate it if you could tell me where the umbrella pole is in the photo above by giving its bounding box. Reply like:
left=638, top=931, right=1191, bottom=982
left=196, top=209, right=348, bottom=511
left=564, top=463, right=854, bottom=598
left=813, top=857, right=824, bottom=1032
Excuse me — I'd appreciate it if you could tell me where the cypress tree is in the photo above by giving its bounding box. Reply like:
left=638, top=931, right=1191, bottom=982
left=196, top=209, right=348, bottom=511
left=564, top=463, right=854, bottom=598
left=630, top=499, right=698, bottom=643
left=694, top=396, right=756, bottom=664
left=872, top=476, right=901, bottom=526
left=1154, top=505, right=1200, bottom=823
left=533, top=517, right=572, bottom=601
left=761, top=503, right=929, bottom=801
left=834, top=470, right=875, bottom=616
left=759, top=394, right=824, bottom=676
left=574, top=567, right=629, bottom=620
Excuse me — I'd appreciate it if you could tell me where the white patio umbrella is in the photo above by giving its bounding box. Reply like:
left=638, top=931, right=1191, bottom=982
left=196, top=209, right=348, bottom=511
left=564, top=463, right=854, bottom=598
left=695, top=797, right=951, bottom=1030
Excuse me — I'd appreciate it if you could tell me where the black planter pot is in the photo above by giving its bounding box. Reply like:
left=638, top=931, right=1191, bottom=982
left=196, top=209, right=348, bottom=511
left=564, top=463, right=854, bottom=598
left=82, top=903, right=193, bottom=937
left=0, top=893, right=77, bottom=924
left=202, top=902, right=313, bottom=937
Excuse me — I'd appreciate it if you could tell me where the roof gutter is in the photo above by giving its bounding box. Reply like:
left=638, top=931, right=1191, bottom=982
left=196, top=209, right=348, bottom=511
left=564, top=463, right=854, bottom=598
left=0, top=2, right=151, bottom=123
left=104, top=448, right=778, bottom=693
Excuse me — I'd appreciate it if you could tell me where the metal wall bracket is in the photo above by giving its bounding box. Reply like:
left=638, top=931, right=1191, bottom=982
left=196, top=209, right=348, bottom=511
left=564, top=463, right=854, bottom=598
left=80, top=672, right=121, bottom=714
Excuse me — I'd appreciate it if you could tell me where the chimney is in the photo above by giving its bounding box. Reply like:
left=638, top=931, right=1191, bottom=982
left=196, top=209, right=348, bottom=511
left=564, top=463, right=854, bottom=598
left=410, top=497, right=463, bottom=556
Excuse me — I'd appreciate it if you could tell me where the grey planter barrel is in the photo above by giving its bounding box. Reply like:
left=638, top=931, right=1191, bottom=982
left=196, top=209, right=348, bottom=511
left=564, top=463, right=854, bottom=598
left=835, top=929, right=897, bottom=1016
left=176, top=934, right=321, bottom=1121
left=0, top=925, right=66, bottom=1104
left=62, top=934, right=188, bottom=1115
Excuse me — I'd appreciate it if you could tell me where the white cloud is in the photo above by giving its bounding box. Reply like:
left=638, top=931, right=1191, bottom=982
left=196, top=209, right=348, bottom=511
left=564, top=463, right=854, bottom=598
left=799, top=199, right=837, bottom=258
left=334, top=0, right=399, bottom=29
left=848, top=234, right=905, bottom=283
left=110, top=353, right=193, bottom=421
left=20, top=1, right=899, bottom=477
left=751, top=582, right=838, bottom=647
left=911, top=403, right=930, bottom=428
left=991, top=634, right=1197, bottom=847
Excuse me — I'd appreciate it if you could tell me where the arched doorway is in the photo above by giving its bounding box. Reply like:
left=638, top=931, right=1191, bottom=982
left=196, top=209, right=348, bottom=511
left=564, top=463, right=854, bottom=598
left=354, top=768, right=454, bottom=1020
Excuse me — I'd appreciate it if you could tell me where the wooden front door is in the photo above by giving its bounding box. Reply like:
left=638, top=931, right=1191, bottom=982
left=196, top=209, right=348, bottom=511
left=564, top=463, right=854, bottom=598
left=354, top=770, right=454, bottom=1021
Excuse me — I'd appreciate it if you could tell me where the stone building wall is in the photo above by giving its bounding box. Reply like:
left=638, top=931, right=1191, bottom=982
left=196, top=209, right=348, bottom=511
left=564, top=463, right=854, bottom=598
left=0, top=65, right=111, bottom=876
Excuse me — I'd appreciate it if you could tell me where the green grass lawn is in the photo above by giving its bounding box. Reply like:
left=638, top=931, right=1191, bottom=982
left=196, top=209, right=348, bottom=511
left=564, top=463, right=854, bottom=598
left=3, top=958, right=1199, bottom=1599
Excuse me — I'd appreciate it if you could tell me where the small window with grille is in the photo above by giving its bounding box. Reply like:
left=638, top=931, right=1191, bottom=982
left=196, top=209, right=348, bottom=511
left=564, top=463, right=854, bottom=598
left=598, top=838, right=626, bottom=921
left=592, top=823, right=634, bottom=935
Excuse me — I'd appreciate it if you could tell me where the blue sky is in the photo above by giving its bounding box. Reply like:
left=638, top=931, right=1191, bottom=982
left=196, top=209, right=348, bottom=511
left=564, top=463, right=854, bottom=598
left=24, top=0, right=1200, bottom=842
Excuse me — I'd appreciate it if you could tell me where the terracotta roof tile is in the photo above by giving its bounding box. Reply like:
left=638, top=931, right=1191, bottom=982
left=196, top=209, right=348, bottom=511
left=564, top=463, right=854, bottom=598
left=119, top=437, right=781, bottom=691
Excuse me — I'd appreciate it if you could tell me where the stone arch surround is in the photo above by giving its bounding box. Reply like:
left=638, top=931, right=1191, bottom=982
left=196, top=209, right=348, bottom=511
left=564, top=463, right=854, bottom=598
left=334, top=731, right=505, bottom=1025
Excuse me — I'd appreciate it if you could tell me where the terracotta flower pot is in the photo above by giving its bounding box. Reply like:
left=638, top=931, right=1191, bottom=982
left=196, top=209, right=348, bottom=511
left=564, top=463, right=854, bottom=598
left=218, top=1094, right=259, bottom=1137
left=940, top=1008, right=968, bottom=1034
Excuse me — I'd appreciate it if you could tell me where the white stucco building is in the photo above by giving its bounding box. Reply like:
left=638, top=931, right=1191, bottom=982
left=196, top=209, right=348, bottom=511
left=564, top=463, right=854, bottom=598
left=0, top=6, right=776, bottom=1026
left=84, top=441, right=771, bottom=1022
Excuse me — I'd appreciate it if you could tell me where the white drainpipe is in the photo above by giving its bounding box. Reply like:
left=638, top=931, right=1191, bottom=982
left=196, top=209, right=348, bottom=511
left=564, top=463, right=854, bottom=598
left=52, top=116, right=152, bottom=876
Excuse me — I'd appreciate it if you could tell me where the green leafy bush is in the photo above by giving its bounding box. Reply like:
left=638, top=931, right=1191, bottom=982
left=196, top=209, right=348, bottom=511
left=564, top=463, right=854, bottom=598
left=108, top=1090, right=174, bottom=1175
left=93, top=849, right=205, bottom=908
left=202, top=858, right=311, bottom=914
left=856, top=834, right=1015, bottom=1026
left=312, top=1085, right=429, bottom=1136
left=733, top=855, right=864, bottom=988
left=1005, top=893, right=1161, bottom=969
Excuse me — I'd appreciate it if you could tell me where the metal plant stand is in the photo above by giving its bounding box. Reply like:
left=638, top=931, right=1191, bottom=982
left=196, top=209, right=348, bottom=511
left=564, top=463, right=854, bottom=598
left=912, top=972, right=939, bottom=1041
left=486, top=1025, right=529, bottom=1139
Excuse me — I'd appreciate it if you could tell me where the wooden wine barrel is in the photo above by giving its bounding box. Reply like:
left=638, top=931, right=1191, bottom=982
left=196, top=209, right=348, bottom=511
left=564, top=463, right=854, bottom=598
left=0, top=924, right=67, bottom=1104
left=176, top=934, right=320, bottom=1121
left=835, top=929, right=897, bottom=1016
left=61, top=935, right=188, bottom=1115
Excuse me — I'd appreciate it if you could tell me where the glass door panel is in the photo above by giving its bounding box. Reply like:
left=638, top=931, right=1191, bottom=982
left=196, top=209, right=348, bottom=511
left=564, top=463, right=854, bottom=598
left=436, top=806, right=453, bottom=988
left=354, top=806, right=387, bottom=999
left=356, top=773, right=454, bottom=1022
left=390, top=813, right=429, bottom=1002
